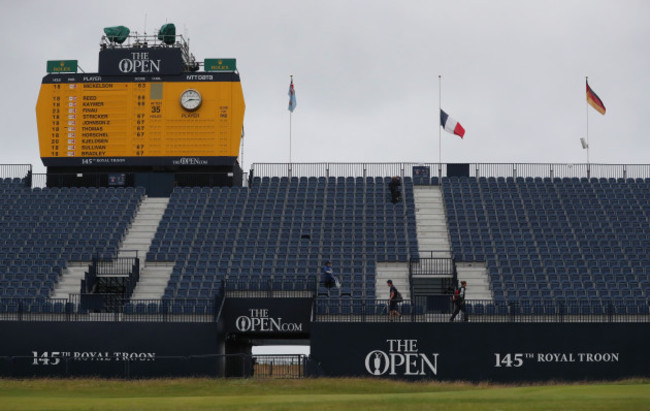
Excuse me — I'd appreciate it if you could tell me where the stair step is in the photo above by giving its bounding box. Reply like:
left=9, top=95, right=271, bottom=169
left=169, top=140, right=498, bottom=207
left=53, top=196, right=171, bottom=301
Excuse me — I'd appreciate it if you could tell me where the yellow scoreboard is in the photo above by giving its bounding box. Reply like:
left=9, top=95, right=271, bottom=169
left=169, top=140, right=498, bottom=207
left=36, top=75, right=245, bottom=167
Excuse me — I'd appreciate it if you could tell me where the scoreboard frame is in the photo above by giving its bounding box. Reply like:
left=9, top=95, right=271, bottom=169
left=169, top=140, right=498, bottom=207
left=36, top=72, right=245, bottom=168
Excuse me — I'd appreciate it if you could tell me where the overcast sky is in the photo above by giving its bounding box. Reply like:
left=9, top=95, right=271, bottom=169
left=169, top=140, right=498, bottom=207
left=1, top=0, right=649, bottom=174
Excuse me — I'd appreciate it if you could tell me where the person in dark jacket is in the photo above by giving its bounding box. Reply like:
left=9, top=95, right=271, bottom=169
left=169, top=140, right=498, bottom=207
left=322, top=261, right=336, bottom=289
left=389, top=176, right=401, bottom=203
left=387, top=280, right=402, bottom=321
left=449, top=281, right=468, bottom=322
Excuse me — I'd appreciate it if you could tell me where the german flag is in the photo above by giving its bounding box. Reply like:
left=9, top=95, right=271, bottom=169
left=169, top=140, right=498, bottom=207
left=586, top=80, right=606, bottom=115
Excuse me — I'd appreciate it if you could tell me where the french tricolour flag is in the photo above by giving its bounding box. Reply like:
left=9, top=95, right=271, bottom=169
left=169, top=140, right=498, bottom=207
left=440, top=109, right=465, bottom=138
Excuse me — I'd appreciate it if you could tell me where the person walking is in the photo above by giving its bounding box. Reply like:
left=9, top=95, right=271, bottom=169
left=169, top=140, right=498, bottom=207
left=387, top=280, right=402, bottom=321
left=449, top=280, right=468, bottom=322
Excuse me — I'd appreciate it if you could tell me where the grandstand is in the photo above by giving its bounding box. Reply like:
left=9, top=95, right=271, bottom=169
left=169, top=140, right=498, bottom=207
left=1, top=163, right=649, bottom=316
left=0, top=176, right=143, bottom=310
left=1, top=163, right=649, bottom=379
left=150, top=175, right=417, bottom=302
left=443, top=175, right=650, bottom=315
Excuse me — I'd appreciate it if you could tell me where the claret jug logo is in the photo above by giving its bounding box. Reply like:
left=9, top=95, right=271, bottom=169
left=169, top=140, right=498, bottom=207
left=365, top=339, right=439, bottom=376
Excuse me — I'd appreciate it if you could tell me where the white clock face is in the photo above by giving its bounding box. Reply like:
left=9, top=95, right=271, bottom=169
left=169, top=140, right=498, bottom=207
left=180, top=89, right=202, bottom=111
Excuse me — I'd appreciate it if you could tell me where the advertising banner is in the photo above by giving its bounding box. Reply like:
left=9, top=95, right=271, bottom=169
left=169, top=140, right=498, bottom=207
left=0, top=322, right=221, bottom=378
left=223, top=298, right=313, bottom=336
left=98, top=48, right=183, bottom=76
left=310, top=322, right=650, bottom=382
left=47, top=60, right=78, bottom=73
left=204, top=59, right=236, bottom=72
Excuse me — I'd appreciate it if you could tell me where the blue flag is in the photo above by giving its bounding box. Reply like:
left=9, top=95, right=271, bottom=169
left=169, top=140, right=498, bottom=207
left=288, top=78, right=296, bottom=112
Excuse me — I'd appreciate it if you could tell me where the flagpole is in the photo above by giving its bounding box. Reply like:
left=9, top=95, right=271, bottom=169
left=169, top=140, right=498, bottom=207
left=438, top=75, right=442, bottom=179
left=289, top=74, right=293, bottom=166
left=585, top=76, right=590, bottom=175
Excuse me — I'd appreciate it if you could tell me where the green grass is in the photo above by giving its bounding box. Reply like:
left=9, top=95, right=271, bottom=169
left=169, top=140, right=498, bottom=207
left=0, top=378, right=647, bottom=410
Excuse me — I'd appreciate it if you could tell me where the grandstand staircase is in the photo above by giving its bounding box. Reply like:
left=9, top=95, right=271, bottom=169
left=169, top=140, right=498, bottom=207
left=51, top=263, right=89, bottom=299
left=51, top=196, right=172, bottom=300
left=126, top=197, right=172, bottom=300
left=408, top=186, right=454, bottom=297
left=412, top=185, right=492, bottom=300
left=116, top=196, right=168, bottom=261
left=455, top=262, right=492, bottom=300
left=375, top=185, right=455, bottom=300
left=413, top=186, right=451, bottom=258
left=374, top=186, right=449, bottom=300
left=374, top=182, right=428, bottom=300
left=376, top=263, right=410, bottom=300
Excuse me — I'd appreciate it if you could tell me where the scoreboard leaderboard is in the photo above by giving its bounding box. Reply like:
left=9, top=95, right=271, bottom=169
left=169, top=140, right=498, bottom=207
left=36, top=73, right=245, bottom=167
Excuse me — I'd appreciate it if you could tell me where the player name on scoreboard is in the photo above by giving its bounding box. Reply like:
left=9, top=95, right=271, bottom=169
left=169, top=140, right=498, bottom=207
left=44, top=82, right=147, bottom=158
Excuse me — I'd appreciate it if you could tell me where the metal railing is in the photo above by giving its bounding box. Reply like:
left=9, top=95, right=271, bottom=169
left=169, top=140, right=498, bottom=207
left=408, top=256, right=457, bottom=299
left=31, top=172, right=125, bottom=189
left=2, top=294, right=648, bottom=323
left=252, top=163, right=415, bottom=179
left=253, top=355, right=306, bottom=378
left=0, top=165, right=32, bottom=185
left=251, top=163, right=650, bottom=180
left=101, top=31, right=188, bottom=48
left=313, top=297, right=650, bottom=323
left=29, top=172, right=241, bottom=189
left=0, top=296, right=224, bottom=323
left=3, top=163, right=650, bottom=190
left=82, top=257, right=140, bottom=297
left=224, top=278, right=319, bottom=297
left=100, top=31, right=198, bottom=71
left=409, top=257, right=455, bottom=276
left=91, top=257, right=139, bottom=277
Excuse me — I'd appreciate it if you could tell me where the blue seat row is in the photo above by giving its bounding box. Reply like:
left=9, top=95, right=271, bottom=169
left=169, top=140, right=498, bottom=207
left=152, top=177, right=419, bottom=298
left=443, top=177, right=650, bottom=304
left=0, top=186, right=144, bottom=298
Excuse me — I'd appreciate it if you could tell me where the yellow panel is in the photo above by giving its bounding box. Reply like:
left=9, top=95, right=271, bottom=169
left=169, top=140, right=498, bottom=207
left=36, top=80, right=246, bottom=161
